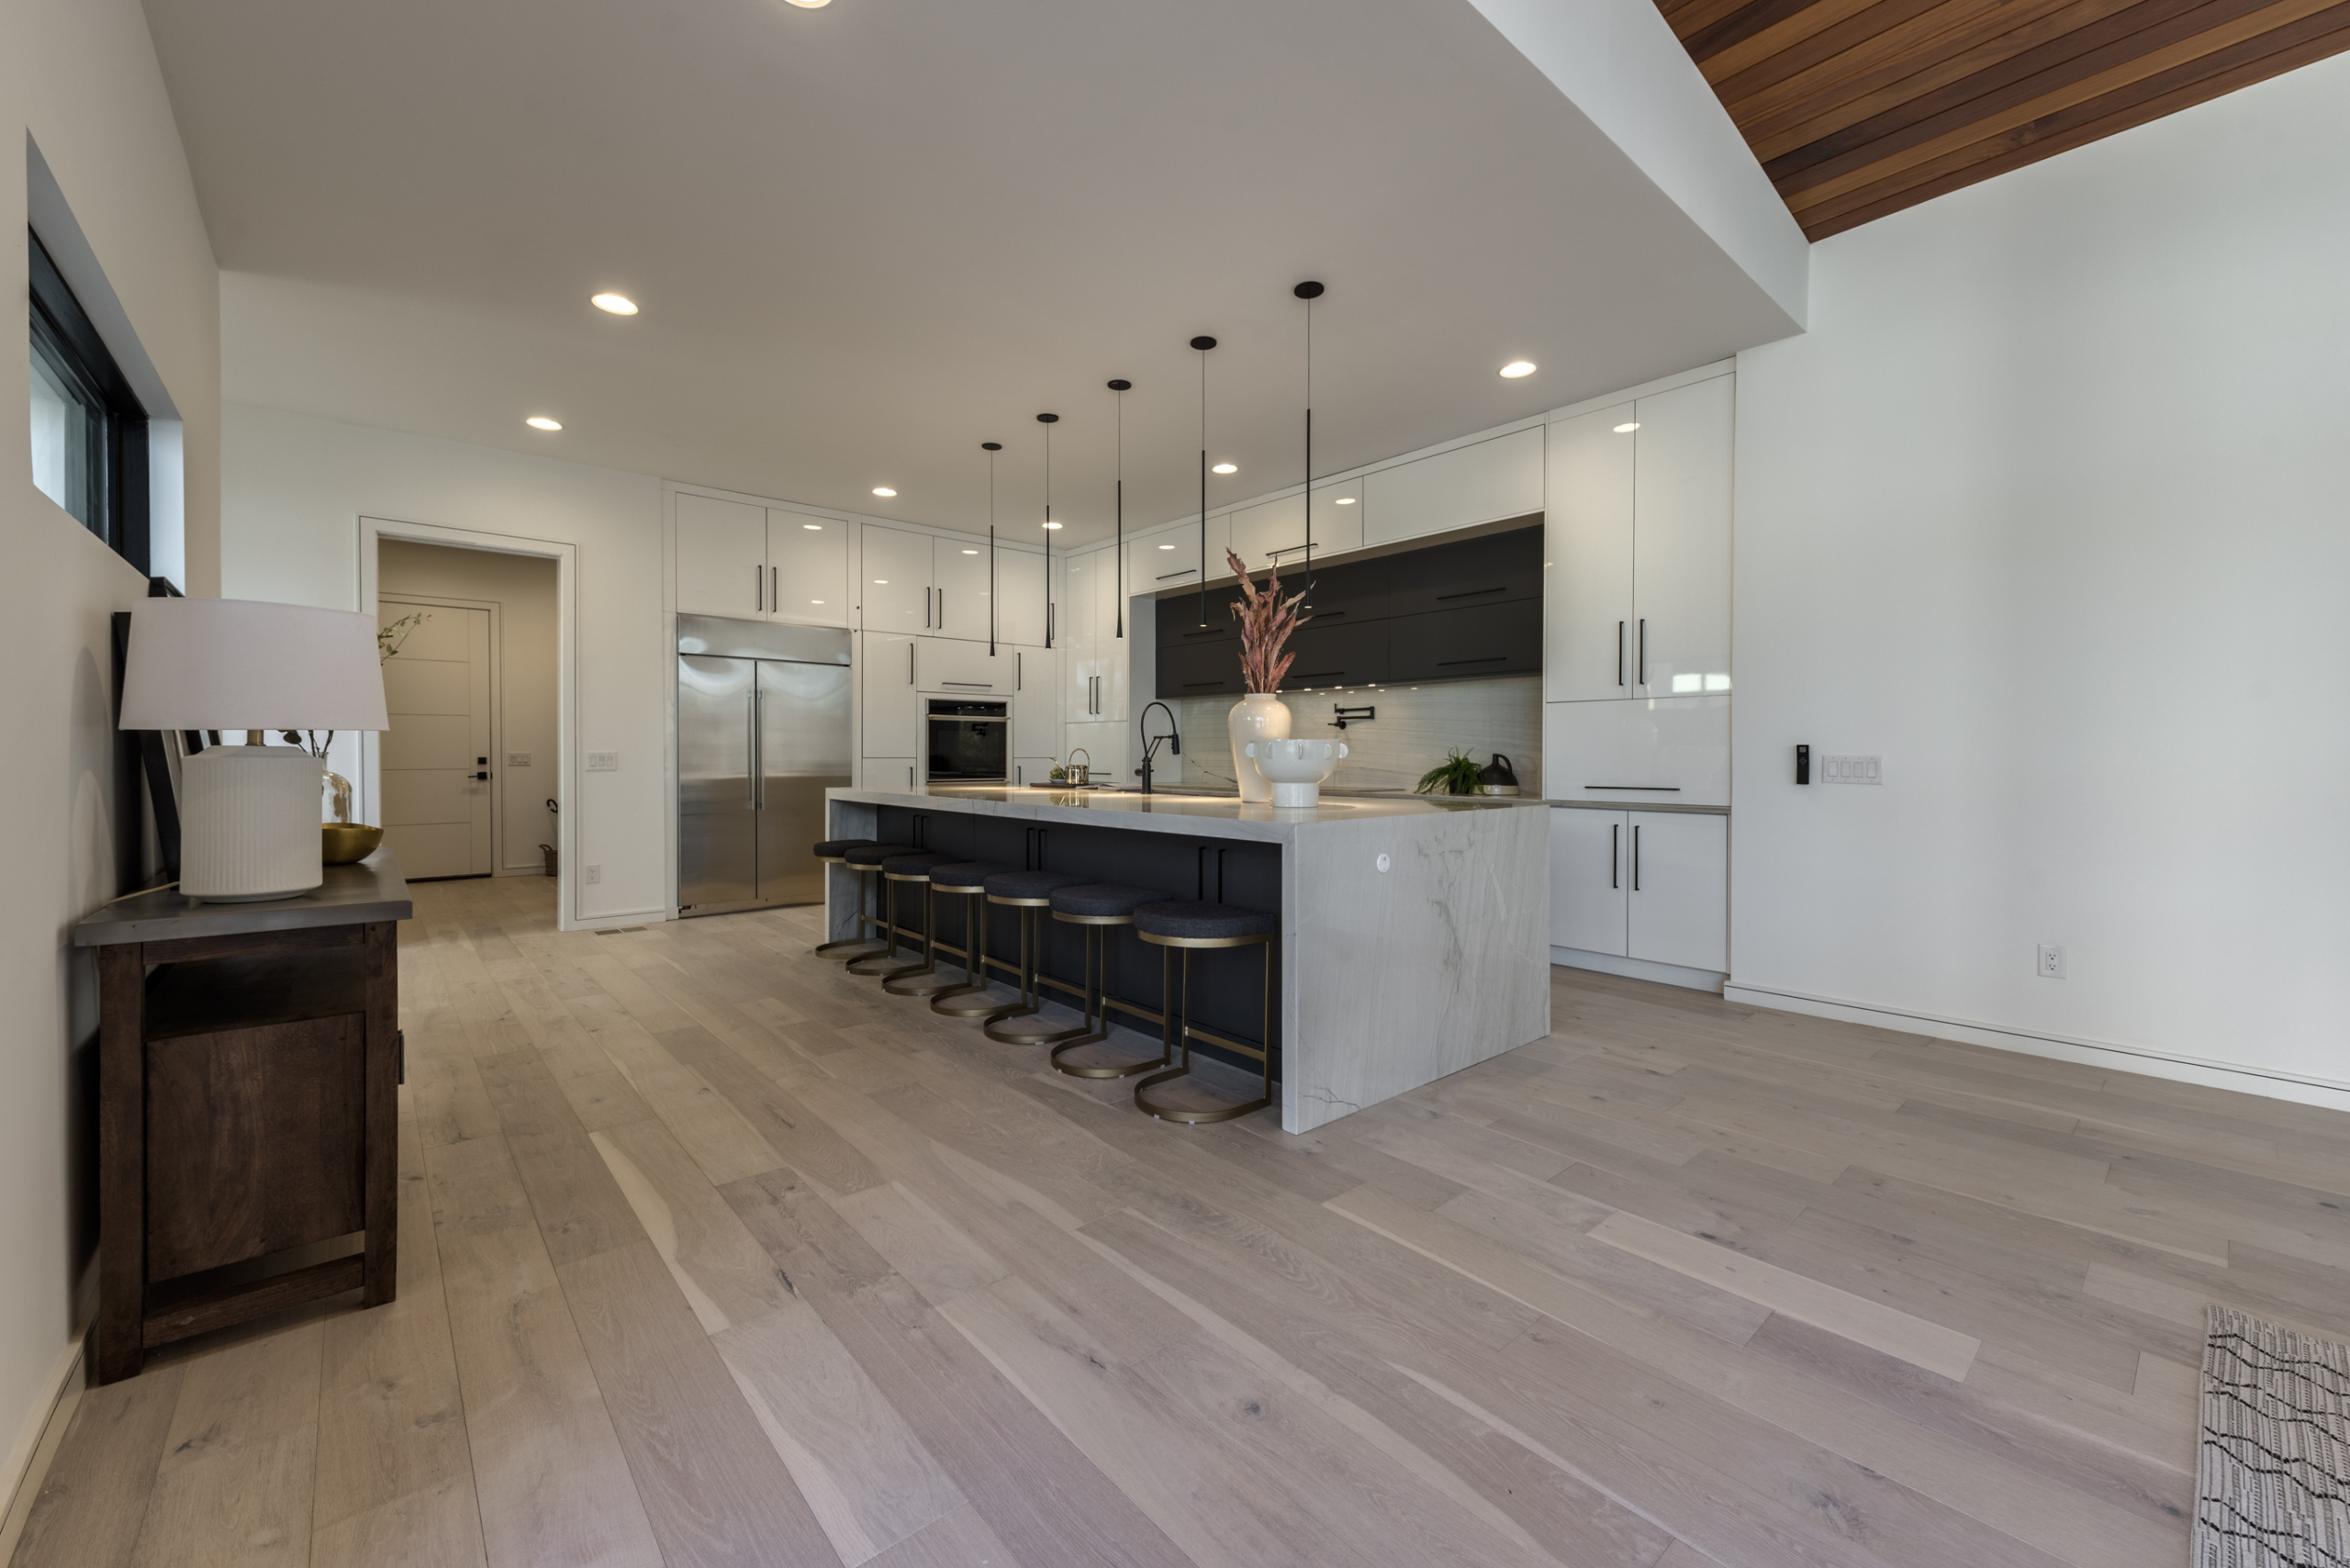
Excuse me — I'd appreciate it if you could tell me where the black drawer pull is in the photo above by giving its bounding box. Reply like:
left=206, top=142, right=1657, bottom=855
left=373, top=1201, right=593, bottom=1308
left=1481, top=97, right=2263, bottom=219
left=1292, top=670, right=1345, bottom=680
left=1584, top=784, right=1680, bottom=790
left=1436, top=655, right=1506, bottom=666
left=1311, top=609, right=1346, bottom=618
left=1158, top=569, right=1199, bottom=581
left=1182, top=627, right=1225, bottom=639
left=1181, top=679, right=1228, bottom=689
left=1436, top=585, right=1507, bottom=600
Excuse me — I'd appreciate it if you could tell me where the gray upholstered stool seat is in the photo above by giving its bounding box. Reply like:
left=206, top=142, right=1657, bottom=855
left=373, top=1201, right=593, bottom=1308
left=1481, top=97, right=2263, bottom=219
left=983, top=868, right=1088, bottom=904
left=816, top=842, right=895, bottom=961
left=1133, top=901, right=1280, bottom=941
left=928, top=861, right=1011, bottom=893
left=841, top=842, right=917, bottom=868
left=1046, top=884, right=1171, bottom=1079
left=1131, top=901, right=1278, bottom=1125
left=923, top=864, right=1013, bottom=1014
left=812, top=837, right=876, bottom=861
left=980, top=869, right=1088, bottom=1043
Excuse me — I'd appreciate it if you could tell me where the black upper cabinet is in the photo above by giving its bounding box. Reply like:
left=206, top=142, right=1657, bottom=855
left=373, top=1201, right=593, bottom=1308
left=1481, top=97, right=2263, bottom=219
left=1286, top=556, right=1387, bottom=629
left=1383, top=527, right=1541, bottom=619
left=1157, top=638, right=1244, bottom=698
left=1278, top=620, right=1387, bottom=692
left=1387, top=598, right=1542, bottom=683
left=1157, top=591, right=1238, bottom=649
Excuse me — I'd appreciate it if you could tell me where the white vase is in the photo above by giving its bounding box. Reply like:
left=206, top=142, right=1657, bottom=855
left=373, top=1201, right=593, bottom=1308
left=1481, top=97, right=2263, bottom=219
left=1227, top=693, right=1292, bottom=803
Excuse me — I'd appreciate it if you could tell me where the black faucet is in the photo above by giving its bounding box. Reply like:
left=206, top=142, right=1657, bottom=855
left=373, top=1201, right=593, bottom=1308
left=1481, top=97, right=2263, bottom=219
left=1137, top=701, right=1181, bottom=794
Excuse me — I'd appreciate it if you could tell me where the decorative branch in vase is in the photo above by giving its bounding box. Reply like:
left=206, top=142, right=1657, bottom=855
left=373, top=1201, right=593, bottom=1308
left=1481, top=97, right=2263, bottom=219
left=1224, top=549, right=1309, bottom=804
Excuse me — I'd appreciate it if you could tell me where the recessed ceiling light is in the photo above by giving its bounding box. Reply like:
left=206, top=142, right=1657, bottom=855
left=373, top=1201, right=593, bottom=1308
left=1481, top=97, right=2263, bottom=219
left=962, top=549, right=979, bottom=554
left=1042, top=521, right=1063, bottom=530
left=871, top=487, right=897, bottom=498
left=802, top=522, right=822, bottom=530
left=783, top=0, right=830, bottom=7
left=1211, top=463, right=1237, bottom=475
left=873, top=578, right=889, bottom=584
left=811, top=599, right=824, bottom=604
left=525, top=416, right=562, bottom=431
left=1500, top=361, right=1537, bottom=378
left=1614, top=421, right=1639, bottom=432
left=590, top=293, right=637, bottom=316
left=1158, top=543, right=1175, bottom=550
left=1335, top=497, right=1356, bottom=505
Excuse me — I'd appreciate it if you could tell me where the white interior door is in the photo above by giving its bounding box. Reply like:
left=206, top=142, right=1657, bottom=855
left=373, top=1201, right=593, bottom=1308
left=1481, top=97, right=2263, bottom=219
left=379, top=599, right=494, bottom=879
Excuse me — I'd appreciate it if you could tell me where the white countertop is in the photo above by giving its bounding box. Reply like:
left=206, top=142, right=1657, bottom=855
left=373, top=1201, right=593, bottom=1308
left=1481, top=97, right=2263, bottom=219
left=827, top=784, right=1544, bottom=843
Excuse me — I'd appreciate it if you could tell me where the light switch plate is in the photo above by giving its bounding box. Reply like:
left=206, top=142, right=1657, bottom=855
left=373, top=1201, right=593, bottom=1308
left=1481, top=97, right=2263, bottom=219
left=1821, top=755, right=1882, bottom=785
left=508, top=752, right=532, bottom=767
left=586, top=751, right=618, bottom=772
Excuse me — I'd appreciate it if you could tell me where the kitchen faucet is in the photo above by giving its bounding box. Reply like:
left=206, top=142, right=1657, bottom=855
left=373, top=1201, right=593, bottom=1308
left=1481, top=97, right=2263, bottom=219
left=1137, top=701, right=1181, bottom=793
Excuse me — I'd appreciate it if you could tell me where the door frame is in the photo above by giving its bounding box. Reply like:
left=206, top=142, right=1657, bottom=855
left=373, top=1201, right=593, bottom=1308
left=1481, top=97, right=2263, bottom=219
left=376, top=590, right=504, bottom=879
left=360, top=518, right=581, bottom=926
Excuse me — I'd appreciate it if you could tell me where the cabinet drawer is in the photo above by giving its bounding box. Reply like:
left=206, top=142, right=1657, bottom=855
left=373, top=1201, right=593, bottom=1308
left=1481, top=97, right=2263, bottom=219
left=1289, top=556, right=1387, bottom=628
left=1541, top=695, right=1729, bottom=807
left=915, top=636, right=1009, bottom=693
left=1385, top=527, right=1542, bottom=619
left=1279, top=620, right=1387, bottom=692
left=1386, top=599, right=1541, bottom=683
left=1157, top=592, right=1238, bottom=649
left=1157, top=639, right=1243, bottom=699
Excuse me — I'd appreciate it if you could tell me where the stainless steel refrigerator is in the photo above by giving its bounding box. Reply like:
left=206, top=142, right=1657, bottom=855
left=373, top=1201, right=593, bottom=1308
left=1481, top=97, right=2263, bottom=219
left=677, top=616, right=851, bottom=915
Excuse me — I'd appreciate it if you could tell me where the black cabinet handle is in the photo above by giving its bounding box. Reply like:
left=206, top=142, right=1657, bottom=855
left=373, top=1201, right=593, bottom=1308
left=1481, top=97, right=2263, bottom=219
left=755, top=565, right=763, bottom=610
left=1292, top=670, right=1346, bottom=680
left=1312, top=609, right=1347, bottom=618
left=1181, top=679, right=1227, bottom=689
left=1638, top=619, right=1647, bottom=686
left=1584, top=784, right=1680, bottom=790
left=1610, top=823, right=1618, bottom=890
left=1181, top=627, right=1225, bottom=640
left=1158, top=569, right=1198, bottom=581
left=475, top=770, right=489, bottom=781
left=1633, top=824, right=1641, bottom=891
left=1437, top=655, right=1507, bottom=666
left=1617, top=621, right=1626, bottom=687
left=1436, top=585, right=1507, bottom=601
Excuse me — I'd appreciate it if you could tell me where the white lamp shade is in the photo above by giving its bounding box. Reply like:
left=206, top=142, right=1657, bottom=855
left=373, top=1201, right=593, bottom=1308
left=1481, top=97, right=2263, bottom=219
left=119, top=598, right=389, bottom=733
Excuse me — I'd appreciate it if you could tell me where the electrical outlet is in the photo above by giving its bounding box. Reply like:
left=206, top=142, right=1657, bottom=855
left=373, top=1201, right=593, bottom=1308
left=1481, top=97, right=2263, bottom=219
left=508, top=752, right=532, bottom=767
left=584, top=864, right=603, bottom=885
left=1821, top=755, right=1883, bottom=785
left=586, top=751, right=618, bottom=772
left=2037, top=944, right=2066, bottom=979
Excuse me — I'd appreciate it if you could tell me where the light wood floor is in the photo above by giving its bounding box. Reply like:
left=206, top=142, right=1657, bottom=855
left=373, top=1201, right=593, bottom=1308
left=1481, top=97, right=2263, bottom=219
left=18, top=875, right=2350, bottom=1567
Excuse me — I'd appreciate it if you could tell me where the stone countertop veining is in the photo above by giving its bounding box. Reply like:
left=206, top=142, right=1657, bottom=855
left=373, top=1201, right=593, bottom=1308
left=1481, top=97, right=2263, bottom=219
left=827, top=785, right=1545, bottom=843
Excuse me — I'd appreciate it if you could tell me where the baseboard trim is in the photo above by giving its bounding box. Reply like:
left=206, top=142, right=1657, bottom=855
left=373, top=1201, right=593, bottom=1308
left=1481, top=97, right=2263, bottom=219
left=1723, top=981, right=2350, bottom=1114
left=0, top=1334, right=85, bottom=1562
left=1553, top=947, right=1726, bottom=994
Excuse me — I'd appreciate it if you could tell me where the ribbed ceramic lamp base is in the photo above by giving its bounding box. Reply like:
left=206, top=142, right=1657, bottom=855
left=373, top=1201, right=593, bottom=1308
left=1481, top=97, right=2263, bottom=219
left=180, top=746, right=325, bottom=902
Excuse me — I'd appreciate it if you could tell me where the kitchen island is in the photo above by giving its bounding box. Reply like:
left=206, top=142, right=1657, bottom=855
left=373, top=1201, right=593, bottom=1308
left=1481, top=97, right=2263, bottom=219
left=824, top=785, right=1550, bottom=1133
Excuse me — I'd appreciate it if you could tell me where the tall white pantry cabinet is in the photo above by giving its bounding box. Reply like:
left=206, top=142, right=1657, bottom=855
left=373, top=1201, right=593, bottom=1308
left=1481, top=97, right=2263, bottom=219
left=1544, top=369, right=1732, bottom=980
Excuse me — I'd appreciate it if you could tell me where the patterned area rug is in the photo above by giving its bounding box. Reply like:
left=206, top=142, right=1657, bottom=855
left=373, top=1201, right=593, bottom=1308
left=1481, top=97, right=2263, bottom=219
left=2198, top=1305, right=2350, bottom=1566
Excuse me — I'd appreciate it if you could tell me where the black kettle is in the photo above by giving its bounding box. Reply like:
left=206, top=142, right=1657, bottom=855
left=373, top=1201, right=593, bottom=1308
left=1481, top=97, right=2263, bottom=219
left=1480, top=754, right=1520, bottom=796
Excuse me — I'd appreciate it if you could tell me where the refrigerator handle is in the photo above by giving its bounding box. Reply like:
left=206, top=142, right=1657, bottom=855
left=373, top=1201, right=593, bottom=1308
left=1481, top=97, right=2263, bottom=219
left=746, top=690, right=758, bottom=809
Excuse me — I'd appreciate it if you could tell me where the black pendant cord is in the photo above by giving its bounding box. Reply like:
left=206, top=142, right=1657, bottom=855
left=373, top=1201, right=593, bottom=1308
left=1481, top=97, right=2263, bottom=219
left=983, top=442, right=1002, bottom=655
left=1037, top=411, right=1058, bottom=647
left=1294, top=281, right=1325, bottom=608
left=1192, top=336, right=1215, bottom=627
left=1108, top=378, right=1131, bottom=639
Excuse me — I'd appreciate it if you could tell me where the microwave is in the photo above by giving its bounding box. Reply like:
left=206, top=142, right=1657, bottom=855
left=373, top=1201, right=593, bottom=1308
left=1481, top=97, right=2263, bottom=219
left=926, top=698, right=1009, bottom=783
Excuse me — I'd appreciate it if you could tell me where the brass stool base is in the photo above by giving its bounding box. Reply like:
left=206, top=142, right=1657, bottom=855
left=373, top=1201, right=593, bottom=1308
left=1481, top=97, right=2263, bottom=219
left=1050, top=1032, right=1166, bottom=1079
left=1133, top=1064, right=1270, bottom=1122
left=1131, top=934, right=1277, bottom=1126
left=814, top=937, right=888, bottom=961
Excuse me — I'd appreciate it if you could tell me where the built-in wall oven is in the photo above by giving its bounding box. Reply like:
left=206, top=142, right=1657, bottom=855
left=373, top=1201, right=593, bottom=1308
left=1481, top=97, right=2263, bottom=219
left=926, top=698, right=1009, bottom=783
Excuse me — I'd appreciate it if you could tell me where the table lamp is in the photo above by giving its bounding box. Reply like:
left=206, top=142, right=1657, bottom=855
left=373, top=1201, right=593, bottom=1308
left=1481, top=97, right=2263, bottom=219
left=119, top=599, right=390, bottom=902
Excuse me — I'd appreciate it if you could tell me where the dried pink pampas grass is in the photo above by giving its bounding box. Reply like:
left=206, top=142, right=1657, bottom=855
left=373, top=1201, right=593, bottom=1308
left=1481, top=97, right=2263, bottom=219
left=1225, top=548, right=1311, bottom=694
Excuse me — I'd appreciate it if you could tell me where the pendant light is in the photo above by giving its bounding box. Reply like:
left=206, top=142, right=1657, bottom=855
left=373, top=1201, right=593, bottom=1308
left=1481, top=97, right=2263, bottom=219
left=1191, top=335, right=1216, bottom=626
left=982, top=442, right=1002, bottom=655
left=1036, top=412, right=1058, bottom=647
left=1295, top=281, right=1324, bottom=608
left=1107, top=378, right=1132, bottom=638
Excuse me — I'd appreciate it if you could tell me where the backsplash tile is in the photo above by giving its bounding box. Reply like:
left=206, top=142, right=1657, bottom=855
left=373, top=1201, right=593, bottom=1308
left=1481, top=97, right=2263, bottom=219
left=1167, top=674, right=1541, bottom=797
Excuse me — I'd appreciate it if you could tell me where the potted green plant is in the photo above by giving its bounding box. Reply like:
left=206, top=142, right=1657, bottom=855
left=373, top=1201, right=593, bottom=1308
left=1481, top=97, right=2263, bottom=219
left=1415, top=748, right=1488, bottom=797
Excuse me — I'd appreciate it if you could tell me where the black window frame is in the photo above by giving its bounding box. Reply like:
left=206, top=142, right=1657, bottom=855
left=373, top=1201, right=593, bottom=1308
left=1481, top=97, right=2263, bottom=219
left=28, top=228, right=147, bottom=572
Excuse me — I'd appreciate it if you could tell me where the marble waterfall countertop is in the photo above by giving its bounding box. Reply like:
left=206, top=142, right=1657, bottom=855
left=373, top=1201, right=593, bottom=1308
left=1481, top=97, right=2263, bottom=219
left=825, top=783, right=1551, bottom=1133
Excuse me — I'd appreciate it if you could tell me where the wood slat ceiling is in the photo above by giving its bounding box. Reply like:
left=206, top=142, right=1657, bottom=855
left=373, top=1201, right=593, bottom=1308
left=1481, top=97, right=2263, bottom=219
left=1659, top=0, right=2350, bottom=238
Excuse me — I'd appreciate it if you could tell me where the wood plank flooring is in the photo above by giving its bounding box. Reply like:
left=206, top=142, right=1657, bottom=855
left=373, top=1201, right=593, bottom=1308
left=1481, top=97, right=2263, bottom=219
left=18, top=873, right=2350, bottom=1567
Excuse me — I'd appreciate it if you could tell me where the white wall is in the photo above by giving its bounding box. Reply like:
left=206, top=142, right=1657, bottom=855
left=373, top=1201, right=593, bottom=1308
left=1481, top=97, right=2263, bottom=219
left=1729, top=52, right=2350, bottom=1103
left=222, top=403, right=666, bottom=922
left=0, top=0, right=220, bottom=1510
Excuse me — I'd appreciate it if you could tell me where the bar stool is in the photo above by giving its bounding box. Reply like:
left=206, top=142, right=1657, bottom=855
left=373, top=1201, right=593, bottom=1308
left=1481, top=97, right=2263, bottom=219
left=979, top=869, right=1087, bottom=1043
left=1131, top=900, right=1278, bottom=1125
left=837, top=842, right=917, bottom=972
left=811, top=838, right=887, bottom=960
left=1044, top=883, right=1170, bottom=1079
left=876, top=852, right=963, bottom=992
left=922, top=861, right=1012, bottom=1014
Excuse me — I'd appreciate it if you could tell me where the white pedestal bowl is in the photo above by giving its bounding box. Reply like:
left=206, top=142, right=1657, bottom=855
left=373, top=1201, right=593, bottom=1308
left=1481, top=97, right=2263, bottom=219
left=1246, top=738, right=1348, bottom=808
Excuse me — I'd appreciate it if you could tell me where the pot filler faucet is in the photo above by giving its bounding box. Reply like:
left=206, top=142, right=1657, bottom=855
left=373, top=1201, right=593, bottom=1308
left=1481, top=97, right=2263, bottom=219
left=1137, top=701, right=1181, bottom=793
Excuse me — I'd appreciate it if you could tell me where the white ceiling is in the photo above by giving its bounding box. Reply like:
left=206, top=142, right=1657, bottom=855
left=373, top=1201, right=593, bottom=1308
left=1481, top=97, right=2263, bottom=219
left=149, top=0, right=1804, bottom=545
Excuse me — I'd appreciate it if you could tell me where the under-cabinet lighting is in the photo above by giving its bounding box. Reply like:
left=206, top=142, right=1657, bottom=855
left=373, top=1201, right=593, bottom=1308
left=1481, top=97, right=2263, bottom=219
left=1212, top=463, right=1237, bottom=475
left=1614, top=422, right=1639, bottom=433
left=525, top=416, right=562, bottom=431
left=1499, top=361, right=1536, bottom=378
left=871, top=487, right=897, bottom=498
left=590, top=293, right=637, bottom=315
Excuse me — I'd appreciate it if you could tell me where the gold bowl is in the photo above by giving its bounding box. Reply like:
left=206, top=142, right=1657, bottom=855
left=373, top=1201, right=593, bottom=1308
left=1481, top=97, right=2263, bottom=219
left=321, top=823, right=386, bottom=865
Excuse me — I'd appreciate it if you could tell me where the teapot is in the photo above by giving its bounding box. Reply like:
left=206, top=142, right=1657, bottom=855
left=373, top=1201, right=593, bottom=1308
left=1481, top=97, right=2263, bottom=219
left=1479, top=753, right=1520, bottom=796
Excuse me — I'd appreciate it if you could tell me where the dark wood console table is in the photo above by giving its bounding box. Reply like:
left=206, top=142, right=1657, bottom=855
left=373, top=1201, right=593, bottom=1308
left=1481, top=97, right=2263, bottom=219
left=72, top=850, right=411, bottom=1383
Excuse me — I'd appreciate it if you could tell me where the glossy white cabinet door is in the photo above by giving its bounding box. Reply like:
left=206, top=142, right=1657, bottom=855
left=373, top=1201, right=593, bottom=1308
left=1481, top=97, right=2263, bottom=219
left=1138, top=523, right=1206, bottom=592
left=1627, top=812, right=1726, bottom=971
left=1227, top=484, right=1364, bottom=574
left=1013, top=645, right=1062, bottom=759
left=1632, top=375, right=1733, bottom=700
left=1063, top=718, right=1129, bottom=790
left=860, top=524, right=934, bottom=634
left=860, top=633, right=917, bottom=759
left=1064, top=551, right=1102, bottom=718
left=766, top=509, right=846, bottom=627
left=995, top=545, right=1050, bottom=648
left=916, top=635, right=1010, bottom=694
left=932, top=537, right=996, bottom=642
left=677, top=494, right=767, bottom=618
left=1543, top=695, right=1729, bottom=808
left=1361, top=427, right=1544, bottom=546
left=1011, top=757, right=1061, bottom=789
left=1549, top=808, right=1628, bottom=956
left=1096, top=550, right=1131, bottom=721
left=1545, top=405, right=1636, bottom=701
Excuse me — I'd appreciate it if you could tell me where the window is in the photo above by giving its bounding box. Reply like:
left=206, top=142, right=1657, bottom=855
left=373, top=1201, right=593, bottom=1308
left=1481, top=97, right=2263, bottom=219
left=28, top=229, right=146, bottom=569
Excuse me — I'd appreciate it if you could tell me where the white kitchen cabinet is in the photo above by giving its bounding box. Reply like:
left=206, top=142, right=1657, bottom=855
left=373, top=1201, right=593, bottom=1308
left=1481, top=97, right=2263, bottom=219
left=865, top=759, right=918, bottom=790
left=1062, top=719, right=1129, bottom=790
left=933, top=538, right=995, bottom=641
left=1065, top=549, right=1103, bottom=720
left=1361, top=426, right=1544, bottom=547
left=1226, top=483, right=1364, bottom=574
left=1011, top=757, right=1060, bottom=789
left=916, top=635, right=1010, bottom=694
left=1543, top=696, right=1729, bottom=807
left=861, top=632, right=917, bottom=760
left=1631, top=375, right=1733, bottom=700
left=767, top=509, right=848, bottom=628
left=1137, top=525, right=1206, bottom=592
left=1013, top=644, right=1061, bottom=759
left=1626, top=812, right=1727, bottom=971
left=1544, top=406, right=1636, bottom=701
left=1548, top=807, right=1726, bottom=974
left=1098, top=552, right=1131, bottom=721
left=995, top=544, right=1051, bottom=647
left=861, top=524, right=934, bottom=634
left=676, top=494, right=768, bottom=619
